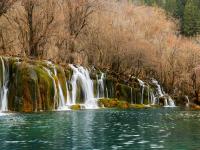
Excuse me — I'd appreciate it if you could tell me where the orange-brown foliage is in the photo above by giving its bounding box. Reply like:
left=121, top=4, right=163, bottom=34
left=1, top=0, right=200, bottom=99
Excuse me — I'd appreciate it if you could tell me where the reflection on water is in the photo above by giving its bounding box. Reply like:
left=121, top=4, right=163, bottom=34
left=0, top=109, right=200, bottom=149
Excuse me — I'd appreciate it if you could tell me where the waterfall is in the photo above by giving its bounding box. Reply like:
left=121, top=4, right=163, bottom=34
left=152, top=79, right=175, bottom=107
left=150, top=92, right=156, bottom=105
left=152, top=79, right=164, bottom=97
left=0, top=57, right=179, bottom=112
left=106, top=87, right=108, bottom=99
left=43, top=67, right=58, bottom=109
left=167, top=96, right=175, bottom=107
left=138, top=79, right=145, bottom=104
left=185, top=96, right=190, bottom=107
left=43, top=65, right=68, bottom=110
left=57, top=82, right=66, bottom=108
left=69, top=64, right=98, bottom=109
left=53, top=68, right=66, bottom=109
left=97, top=73, right=105, bottom=99
left=135, top=78, right=175, bottom=106
left=131, top=87, right=133, bottom=104
left=0, top=57, right=9, bottom=112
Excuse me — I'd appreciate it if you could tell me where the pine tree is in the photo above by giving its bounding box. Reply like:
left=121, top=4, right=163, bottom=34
left=183, top=0, right=200, bottom=36
left=134, top=0, right=200, bottom=36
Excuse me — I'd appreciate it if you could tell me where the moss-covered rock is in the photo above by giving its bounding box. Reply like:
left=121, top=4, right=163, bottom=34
left=98, top=98, right=118, bottom=108
left=8, top=62, right=39, bottom=112
left=34, top=65, right=55, bottom=111
left=7, top=60, right=57, bottom=112
left=117, top=101, right=130, bottom=109
left=98, top=98, right=130, bottom=109
left=70, top=104, right=81, bottom=110
left=0, top=56, right=165, bottom=112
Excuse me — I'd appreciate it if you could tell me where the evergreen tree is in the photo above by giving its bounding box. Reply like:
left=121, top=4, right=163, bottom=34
left=139, top=0, right=200, bottom=36
left=174, top=0, right=187, bottom=33
left=183, top=0, right=200, bottom=36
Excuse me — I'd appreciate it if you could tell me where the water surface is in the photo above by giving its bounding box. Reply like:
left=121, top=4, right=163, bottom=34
left=0, top=108, right=200, bottom=150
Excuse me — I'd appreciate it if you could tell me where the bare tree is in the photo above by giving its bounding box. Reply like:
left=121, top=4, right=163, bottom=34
left=0, top=0, right=17, bottom=54
left=56, top=0, right=96, bottom=63
left=11, top=0, right=56, bottom=57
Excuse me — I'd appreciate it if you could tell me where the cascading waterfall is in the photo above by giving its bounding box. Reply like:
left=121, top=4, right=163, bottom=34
left=43, top=66, right=58, bottom=109
left=138, top=79, right=145, bottom=104
left=96, top=73, right=105, bottom=99
left=53, top=67, right=66, bottom=109
left=0, top=57, right=178, bottom=112
left=138, top=79, right=154, bottom=105
left=106, top=87, right=108, bottom=99
left=0, top=57, right=9, bottom=112
left=131, top=87, right=133, bottom=104
left=152, top=79, right=164, bottom=97
left=150, top=92, right=156, bottom=105
left=69, top=64, right=98, bottom=109
left=43, top=63, right=176, bottom=109
left=136, top=78, right=175, bottom=107
left=43, top=63, right=107, bottom=110
left=185, top=96, right=190, bottom=107
left=152, top=79, right=175, bottom=107
left=167, top=96, right=175, bottom=107
left=43, top=64, right=68, bottom=110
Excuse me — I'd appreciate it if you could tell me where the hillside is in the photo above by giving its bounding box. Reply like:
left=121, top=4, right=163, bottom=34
left=0, top=0, right=200, bottom=104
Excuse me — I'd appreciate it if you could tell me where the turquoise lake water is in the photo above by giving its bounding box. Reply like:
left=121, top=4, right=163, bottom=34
left=0, top=108, right=200, bottom=150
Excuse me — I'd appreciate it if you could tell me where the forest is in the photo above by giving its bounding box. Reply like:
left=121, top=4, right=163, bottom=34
left=1, top=0, right=200, bottom=104
left=138, top=0, right=200, bottom=36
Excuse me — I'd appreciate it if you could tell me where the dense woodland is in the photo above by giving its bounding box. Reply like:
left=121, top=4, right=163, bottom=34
left=137, top=0, right=200, bottom=36
left=1, top=0, right=200, bottom=103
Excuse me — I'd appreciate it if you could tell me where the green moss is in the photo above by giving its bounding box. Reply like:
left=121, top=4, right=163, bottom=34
left=75, top=80, right=84, bottom=103
left=98, top=98, right=118, bottom=108
left=8, top=62, right=39, bottom=112
left=8, top=62, right=58, bottom=112
left=117, top=101, right=130, bottom=109
left=34, top=65, right=55, bottom=110
left=105, top=79, right=115, bottom=98
left=2, top=56, right=162, bottom=112
left=98, top=98, right=130, bottom=109
left=70, top=104, right=81, bottom=110
left=65, top=68, right=72, bottom=80
left=93, top=80, right=97, bottom=97
left=118, top=84, right=132, bottom=103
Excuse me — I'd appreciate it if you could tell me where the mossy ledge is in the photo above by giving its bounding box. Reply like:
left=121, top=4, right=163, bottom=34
left=0, top=56, right=174, bottom=112
left=98, top=98, right=154, bottom=109
left=4, top=57, right=72, bottom=112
